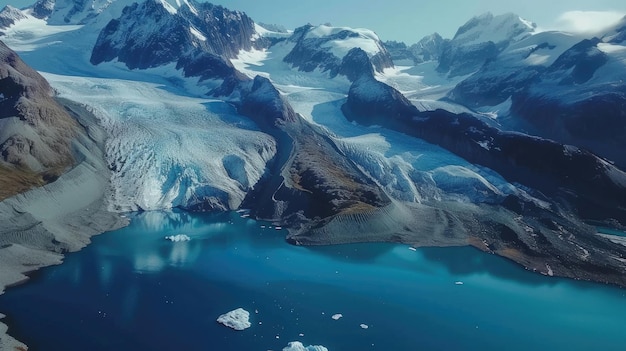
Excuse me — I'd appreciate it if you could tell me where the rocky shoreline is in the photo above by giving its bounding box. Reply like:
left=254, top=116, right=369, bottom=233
left=0, top=99, right=128, bottom=350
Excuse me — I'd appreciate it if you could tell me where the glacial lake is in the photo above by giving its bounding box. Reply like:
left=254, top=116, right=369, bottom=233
left=1, top=210, right=625, bottom=351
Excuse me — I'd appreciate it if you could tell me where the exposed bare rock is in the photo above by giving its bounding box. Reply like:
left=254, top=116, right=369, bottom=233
left=0, top=40, right=78, bottom=199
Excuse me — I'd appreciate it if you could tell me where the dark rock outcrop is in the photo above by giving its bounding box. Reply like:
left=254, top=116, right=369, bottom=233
left=342, top=72, right=626, bottom=226
left=31, top=0, right=54, bottom=20
left=214, top=74, right=390, bottom=233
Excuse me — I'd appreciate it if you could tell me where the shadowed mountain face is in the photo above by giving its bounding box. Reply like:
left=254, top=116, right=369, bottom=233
left=340, top=48, right=626, bottom=285
left=0, top=40, right=77, bottom=199
left=90, top=0, right=264, bottom=80
left=447, top=17, right=626, bottom=168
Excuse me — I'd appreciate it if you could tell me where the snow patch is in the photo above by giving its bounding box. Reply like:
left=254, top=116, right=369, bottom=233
left=189, top=26, right=206, bottom=41
left=525, top=53, right=550, bottom=65
left=182, top=0, right=198, bottom=15
left=477, top=140, right=490, bottom=150
left=217, top=308, right=251, bottom=330
left=1, top=14, right=82, bottom=52
left=306, top=24, right=383, bottom=58
left=159, top=0, right=178, bottom=15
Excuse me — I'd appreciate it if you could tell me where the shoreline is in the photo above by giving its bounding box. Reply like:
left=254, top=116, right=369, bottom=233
left=0, top=99, right=128, bottom=350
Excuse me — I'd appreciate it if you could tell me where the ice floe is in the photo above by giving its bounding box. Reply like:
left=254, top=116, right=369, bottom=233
left=331, top=313, right=343, bottom=320
left=216, top=308, right=251, bottom=330
left=165, top=234, right=191, bottom=242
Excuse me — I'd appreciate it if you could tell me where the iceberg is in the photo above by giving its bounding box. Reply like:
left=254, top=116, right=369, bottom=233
left=331, top=313, right=343, bottom=320
left=165, top=234, right=191, bottom=242
left=216, top=308, right=251, bottom=330
left=283, top=341, right=329, bottom=351
left=360, top=324, right=369, bottom=329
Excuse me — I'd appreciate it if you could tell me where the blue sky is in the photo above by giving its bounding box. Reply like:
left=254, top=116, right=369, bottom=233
left=4, top=0, right=626, bottom=43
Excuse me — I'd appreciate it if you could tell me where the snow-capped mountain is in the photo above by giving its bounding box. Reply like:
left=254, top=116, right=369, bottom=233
left=30, top=0, right=125, bottom=24
left=282, top=23, right=393, bottom=77
left=0, top=6, right=27, bottom=35
left=448, top=15, right=626, bottom=168
left=91, top=0, right=261, bottom=82
left=437, top=12, right=536, bottom=77
left=384, top=33, right=447, bottom=65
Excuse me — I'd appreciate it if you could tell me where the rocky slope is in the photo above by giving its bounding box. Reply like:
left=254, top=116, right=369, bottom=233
left=340, top=47, right=626, bottom=285
left=0, top=39, right=77, bottom=199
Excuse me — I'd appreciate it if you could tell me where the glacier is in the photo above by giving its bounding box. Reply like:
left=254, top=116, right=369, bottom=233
left=46, top=73, right=276, bottom=212
left=1, top=12, right=278, bottom=212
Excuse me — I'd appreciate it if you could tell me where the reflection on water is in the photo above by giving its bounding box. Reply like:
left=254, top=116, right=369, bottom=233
left=1, top=210, right=625, bottom=351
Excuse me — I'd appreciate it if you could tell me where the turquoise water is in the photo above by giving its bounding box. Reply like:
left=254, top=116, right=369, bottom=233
left=596, top=227, right=626, bottom=237
left=1, top=210, right=625, bottom=351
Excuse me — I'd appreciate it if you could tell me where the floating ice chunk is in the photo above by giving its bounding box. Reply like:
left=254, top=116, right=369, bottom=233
left=216, top=308, right=251, bottom=330
left=331, top=313, right=343, bottom=320
left=360, top=324, right=369, bottom=329
left=165, top=234, right=191, bottom=242
left=282, top=341, right=329, bottom=351
left=408, top=247, right=417, bottom=251
left=455, top=281, right=464, bottom=285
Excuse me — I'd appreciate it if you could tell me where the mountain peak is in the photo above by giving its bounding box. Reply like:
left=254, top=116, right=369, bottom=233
left=453, top=12, right=535, bottom=45
left=0, top=5, right=27, bottom=34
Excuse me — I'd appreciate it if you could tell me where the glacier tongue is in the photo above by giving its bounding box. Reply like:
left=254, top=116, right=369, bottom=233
left=44, top=73, right=276, bottom=212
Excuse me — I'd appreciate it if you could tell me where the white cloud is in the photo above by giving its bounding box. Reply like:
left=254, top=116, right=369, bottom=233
left=549, top=11, right=625, bottom=34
